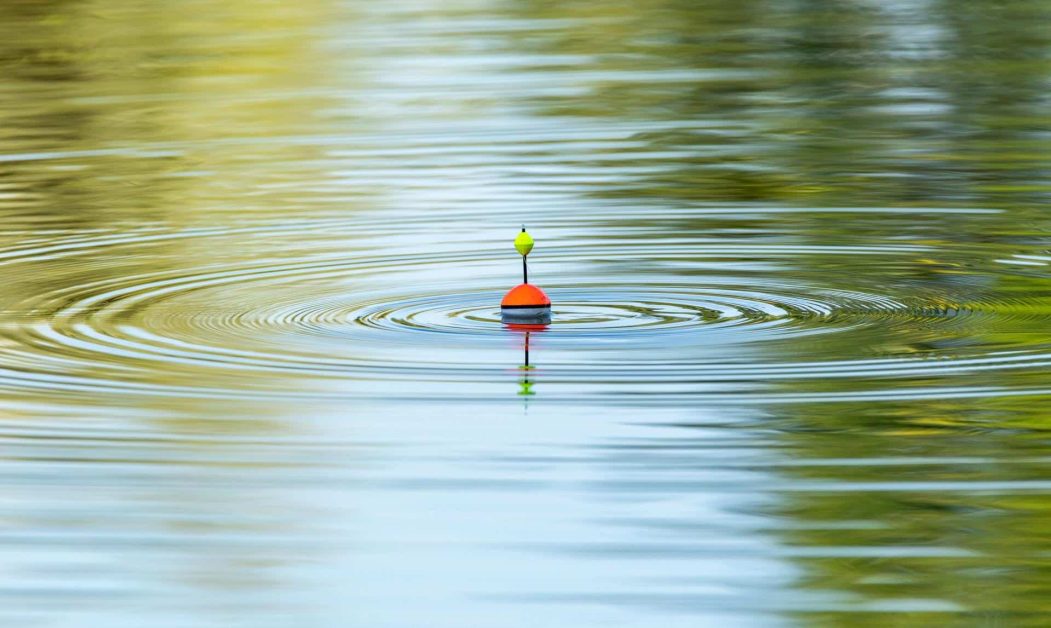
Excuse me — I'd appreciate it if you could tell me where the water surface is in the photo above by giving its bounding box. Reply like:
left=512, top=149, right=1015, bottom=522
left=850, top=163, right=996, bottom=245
left=1, top=0, right=1050, bottom=626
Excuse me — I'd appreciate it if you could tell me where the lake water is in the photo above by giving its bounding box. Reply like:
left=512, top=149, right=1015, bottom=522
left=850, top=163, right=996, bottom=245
left=1, top=0, right=1050, bottom=626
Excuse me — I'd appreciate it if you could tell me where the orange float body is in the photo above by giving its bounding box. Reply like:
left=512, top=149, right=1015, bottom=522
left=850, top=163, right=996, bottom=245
left=501, top=283, right=551, bottom=322
left=501, top=283, right=550, bottom=308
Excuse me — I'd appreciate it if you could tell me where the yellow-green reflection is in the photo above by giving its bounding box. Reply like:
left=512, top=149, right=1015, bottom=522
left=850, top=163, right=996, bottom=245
left=0, top=0, right=1049, bottom=625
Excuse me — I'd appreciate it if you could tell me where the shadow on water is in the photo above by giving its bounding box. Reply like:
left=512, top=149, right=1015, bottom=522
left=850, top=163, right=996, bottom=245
left=0, top=0, right=1049, bottom=625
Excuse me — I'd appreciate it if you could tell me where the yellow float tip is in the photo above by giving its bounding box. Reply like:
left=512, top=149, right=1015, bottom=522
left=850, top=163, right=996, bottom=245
left=514, top=228, right=534, bottom=257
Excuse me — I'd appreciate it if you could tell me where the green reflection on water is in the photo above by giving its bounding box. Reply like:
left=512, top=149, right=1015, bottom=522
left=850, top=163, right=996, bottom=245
left=0, top=0, right=1049, bottom=625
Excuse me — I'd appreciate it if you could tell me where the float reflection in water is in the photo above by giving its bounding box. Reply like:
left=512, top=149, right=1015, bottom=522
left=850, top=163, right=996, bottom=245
left=505, top=322, right=548, bottom=397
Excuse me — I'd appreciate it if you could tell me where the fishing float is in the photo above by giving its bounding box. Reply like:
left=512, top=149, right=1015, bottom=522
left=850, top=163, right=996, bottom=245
left=501, top=227, right=551, bottom=323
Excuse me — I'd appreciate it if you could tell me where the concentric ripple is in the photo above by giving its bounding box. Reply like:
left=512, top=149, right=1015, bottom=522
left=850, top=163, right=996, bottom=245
left=350, top=286, right=889, bottom=338
left=0, top=213, right=1048, bottom=404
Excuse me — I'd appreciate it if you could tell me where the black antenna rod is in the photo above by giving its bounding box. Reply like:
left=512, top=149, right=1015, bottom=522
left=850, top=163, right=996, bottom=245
left=522, top=226, right=528, bottom=283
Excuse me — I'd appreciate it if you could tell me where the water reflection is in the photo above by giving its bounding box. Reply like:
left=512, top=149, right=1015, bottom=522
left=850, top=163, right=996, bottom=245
left=0, top=0, right=1049, bottom=625
left=505, top=323, right=548, bottom=397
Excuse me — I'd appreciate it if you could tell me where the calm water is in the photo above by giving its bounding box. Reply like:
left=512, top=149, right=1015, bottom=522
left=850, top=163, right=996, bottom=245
left=1, top=0, right=1050, bottom=626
